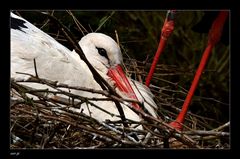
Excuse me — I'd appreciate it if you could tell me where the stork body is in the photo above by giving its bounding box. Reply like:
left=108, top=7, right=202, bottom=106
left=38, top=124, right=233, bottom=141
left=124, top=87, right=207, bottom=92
left=10, top=12, right=158, bottom=129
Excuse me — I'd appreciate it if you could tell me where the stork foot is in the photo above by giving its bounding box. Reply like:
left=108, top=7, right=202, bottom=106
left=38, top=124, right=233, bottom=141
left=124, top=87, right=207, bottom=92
left=169, top=121, right=183, bottom=131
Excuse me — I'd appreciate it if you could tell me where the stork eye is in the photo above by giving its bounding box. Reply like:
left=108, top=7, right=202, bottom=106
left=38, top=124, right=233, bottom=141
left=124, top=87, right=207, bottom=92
left=96, top=47, right=109, bottom=60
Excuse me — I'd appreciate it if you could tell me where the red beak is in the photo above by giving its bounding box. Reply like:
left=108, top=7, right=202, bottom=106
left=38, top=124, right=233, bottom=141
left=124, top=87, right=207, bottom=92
left=107, top=64, right=140, bottom=110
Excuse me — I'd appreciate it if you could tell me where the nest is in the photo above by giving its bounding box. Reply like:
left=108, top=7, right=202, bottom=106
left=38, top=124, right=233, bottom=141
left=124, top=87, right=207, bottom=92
left=10, top=11, right=230, bottom=149
left=10, top=59, right=230, bottom=149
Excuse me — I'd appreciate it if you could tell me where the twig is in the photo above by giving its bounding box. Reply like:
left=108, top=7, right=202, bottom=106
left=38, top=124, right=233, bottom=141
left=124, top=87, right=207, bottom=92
left=33, top=58, right=38, bottom=78
left=66, top=10, right=88, bottom=36
left=183, top=130, right=229, bottom=137
left=12, top=73, right=142, bottom=105
left=212, top=121, right=230, bottom=132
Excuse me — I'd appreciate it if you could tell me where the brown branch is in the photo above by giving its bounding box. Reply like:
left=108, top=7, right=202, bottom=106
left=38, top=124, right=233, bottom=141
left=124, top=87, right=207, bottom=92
left=12, top=74, right=141, bottom=105
left=183, top=130, right=229, bottom=137
left=12, top=107, right=147, bottom=147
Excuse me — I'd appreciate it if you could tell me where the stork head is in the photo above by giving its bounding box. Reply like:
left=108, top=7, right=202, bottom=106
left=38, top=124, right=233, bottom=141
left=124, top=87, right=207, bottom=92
left=79, top=33, right=140, bottom=110
left=79, top=33, right=122, bottom=72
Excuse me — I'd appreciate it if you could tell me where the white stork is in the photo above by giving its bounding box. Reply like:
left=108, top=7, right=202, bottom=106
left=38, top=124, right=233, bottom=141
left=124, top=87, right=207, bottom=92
left=10, top=12, right=158, bottom=131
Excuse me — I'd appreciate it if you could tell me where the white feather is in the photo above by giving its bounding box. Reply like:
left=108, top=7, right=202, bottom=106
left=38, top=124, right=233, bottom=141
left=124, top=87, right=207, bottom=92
left=11, top=12, right=158, bottom=130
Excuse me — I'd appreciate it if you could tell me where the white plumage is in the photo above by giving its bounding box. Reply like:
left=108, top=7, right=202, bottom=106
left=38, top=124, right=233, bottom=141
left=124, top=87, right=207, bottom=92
left=11, top=12, right=158, bottom=130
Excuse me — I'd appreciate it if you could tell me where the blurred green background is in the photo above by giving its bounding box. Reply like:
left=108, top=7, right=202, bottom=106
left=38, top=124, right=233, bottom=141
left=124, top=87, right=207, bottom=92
left=12, top=10, right=229, bottom=129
